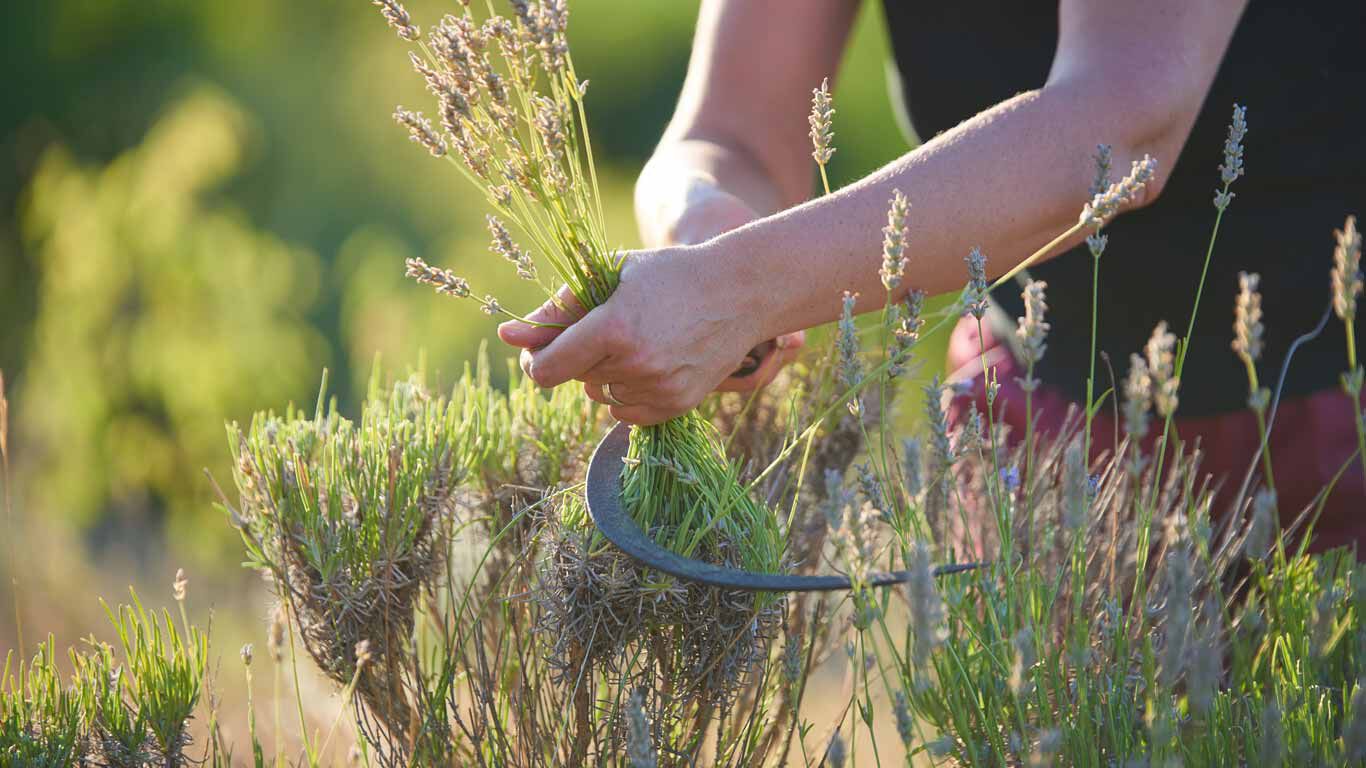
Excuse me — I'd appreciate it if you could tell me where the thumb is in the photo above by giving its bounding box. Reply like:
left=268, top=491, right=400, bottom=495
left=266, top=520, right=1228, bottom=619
left=497, top=285, right=583, bottom=349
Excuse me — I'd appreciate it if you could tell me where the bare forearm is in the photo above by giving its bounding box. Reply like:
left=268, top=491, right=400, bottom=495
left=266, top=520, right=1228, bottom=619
left=708, top=79, right=1182, bottom=341
left=634, top=0, right=857, bottom=248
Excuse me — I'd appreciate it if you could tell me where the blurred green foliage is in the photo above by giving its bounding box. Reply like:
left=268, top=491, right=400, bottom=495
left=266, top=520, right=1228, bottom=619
left=1, top=0, right=911, bottom=566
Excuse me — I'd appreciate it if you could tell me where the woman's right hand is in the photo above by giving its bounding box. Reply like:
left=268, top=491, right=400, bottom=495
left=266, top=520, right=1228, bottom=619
left=640, top=176, right=804, bottom=391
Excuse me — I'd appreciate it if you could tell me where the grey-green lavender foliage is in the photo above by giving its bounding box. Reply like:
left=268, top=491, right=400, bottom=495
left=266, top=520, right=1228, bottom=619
left=815, top=102, right=1364, bottom=768
left=1, top=590, right=209, bottom=767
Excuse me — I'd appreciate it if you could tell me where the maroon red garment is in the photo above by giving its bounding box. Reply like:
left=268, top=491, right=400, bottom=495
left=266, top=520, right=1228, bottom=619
left=944, top=317, right=1365, bottom=554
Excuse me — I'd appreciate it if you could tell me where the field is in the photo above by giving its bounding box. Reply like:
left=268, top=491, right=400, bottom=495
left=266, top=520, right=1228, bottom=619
left=2, top=1, right=1364, bottom=766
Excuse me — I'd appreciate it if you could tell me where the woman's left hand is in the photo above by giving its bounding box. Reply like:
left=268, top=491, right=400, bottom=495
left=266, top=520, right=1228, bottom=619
left=497, top=245, right=798, bottom=425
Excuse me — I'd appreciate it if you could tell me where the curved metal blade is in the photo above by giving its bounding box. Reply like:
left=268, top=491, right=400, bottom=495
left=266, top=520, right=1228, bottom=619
left=585, top=421, right=979, bottom=593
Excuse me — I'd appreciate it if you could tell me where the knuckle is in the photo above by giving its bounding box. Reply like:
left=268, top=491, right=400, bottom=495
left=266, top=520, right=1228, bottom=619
left=598, top=312, right=633, bottom=351
left=528, top=358, right=556, bottom=388
left=639, top=352, right=670, bottom=380
left=657, top=379, right=688, bottom=403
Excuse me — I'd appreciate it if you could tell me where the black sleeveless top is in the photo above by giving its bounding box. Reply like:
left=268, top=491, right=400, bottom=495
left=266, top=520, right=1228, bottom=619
left=882, top=1, right=1366, bottom=417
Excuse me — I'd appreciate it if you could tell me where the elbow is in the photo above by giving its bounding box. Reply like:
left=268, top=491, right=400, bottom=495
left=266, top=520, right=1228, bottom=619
left=1048, top=65, right=1209, bottom=213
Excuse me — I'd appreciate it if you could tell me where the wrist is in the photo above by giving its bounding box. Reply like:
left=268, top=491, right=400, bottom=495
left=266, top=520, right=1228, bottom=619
left=686, top=231, right=776, bottom=349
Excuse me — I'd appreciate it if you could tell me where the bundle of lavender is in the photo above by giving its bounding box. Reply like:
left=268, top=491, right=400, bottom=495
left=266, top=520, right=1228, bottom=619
left=374, top=0, right=785, bottom=607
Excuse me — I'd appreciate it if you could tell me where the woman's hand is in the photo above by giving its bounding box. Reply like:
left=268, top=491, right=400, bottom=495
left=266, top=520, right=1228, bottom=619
left=497, top=244, right=799, bottom=425
left=641, top=177, right=806, bottom=392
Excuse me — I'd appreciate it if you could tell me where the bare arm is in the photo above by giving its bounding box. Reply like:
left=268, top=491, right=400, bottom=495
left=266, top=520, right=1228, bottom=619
left=633, top=0, right=860, bottom=246
left=717, top=0, right=1245, bottom=326
left=505, top=0, right=1248, bottom=425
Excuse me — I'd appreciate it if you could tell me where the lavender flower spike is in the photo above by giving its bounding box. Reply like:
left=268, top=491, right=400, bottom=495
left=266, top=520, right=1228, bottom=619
left=1333, top=214, right=1362, bottom=322
left=372, top=0, right=419, bottom=41
left=1080, top=154, right=1157, bottom=228
left=880, top=190, right=910, bottom=291
left=964, top=247, right=989, bottom=319
left=809, top=77, right=835, bottom=166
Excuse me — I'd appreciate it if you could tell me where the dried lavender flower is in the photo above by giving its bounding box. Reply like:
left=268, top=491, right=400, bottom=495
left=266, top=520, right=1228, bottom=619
left=1090, top=143, right=1113, bottom=199
left=487, top=215, right=537, bottom=280
left=1145, top=321, right=1180, bottom=418
left=834, top=500, right=880, bottom=587
left=901, top=437, right=923, bottom=499
left=1009, top=626, right=1036, bottom=697
left=1245, top=488, right=1276, bottom=560
left=173, top=568, right=188, bottom=602
left=532, top=94, right=567, bottom=156
left=354, top=639, right=374, bottom=671
left=1080, top=155, right=1157, bottom=228
left=268, top=605, right=287, bottom=663
left=1123, top=353, right=1153, bottom=441
left=1062, top=438, right=1087, bottom=533
left=836, top=291, right=863, bottom=412
left=1333, top=214, right=1362, bottom=322
left=1233, top=271, right=1265, bottom=364
left=406, top=257, right=471, bottom=298
left=809, top=77, right=835, bottom=166
left=489, top=184, right=513, bottom=208
left=906, top=540, right=948, bottom=678
left=821, top=468, right=857, bottom=533
left=1214, top=104, right=1247, bottom=210
left=964, top=248, right=989, bottom=319
left=888, top=289, right=925, bottom=377
left=1160, top=524, right=1194, bottom=687
left=956, top=402, right=983, bottom=458
left=393, top=106, right=446, bottom=157
left=781, top=630, right=804, bottom=689
left=372, top=0, right=419, bottom=41
left=1087, top=231, right=1108, bottom=259
left=625, top=691, right=658, bottom=768
left=856, top=462, right=885, bottom=513
left=1187, top=596, right=1223, bottom=715
left=893, top=691, right=915, bottom=746
left=923, top=376, right=954, bottom=530
left=880, top=190, right=910, bottom=290
left=1016, top=280, right=1049, bottom=391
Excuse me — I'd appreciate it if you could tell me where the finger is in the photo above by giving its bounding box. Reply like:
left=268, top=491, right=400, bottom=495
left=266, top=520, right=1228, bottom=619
left=776, top=330, right=806, bottom=352
left=609, top=404, right=675, bottom=427
left=526, top=308, right=615, bottom=389
left=582, top=377, right=643, bottom=407
left=497, top=285, right=583, bottom=350
left=715, top=332, right=805, bottom=393
left=715, top=346, right=784, bottom=392
left=519, top=348, right=535, bottom=380
left=583, top=380, right=615, bottom=406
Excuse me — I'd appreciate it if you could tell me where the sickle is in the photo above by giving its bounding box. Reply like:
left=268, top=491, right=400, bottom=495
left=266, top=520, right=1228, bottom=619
left=585, top=421, right=980, bottom=592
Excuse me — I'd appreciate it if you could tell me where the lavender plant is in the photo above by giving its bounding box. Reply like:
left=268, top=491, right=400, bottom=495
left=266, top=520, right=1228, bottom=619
left=812, top=104, right=1366, bottom=767
left=222, top=356, right=855, bottom=765
left=380, top=0, right=788, bottom=677
left=1, top=588, right=209, bottom=767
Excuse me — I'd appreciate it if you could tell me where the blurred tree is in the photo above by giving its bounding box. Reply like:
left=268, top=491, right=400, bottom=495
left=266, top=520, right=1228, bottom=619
left=17, top=88, right=326, bottom=562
